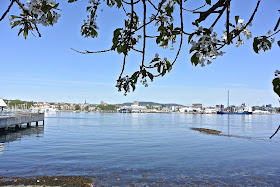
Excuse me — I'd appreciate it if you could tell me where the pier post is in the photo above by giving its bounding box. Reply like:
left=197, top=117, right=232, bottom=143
left=36, top=121, right=38, bottom=127
left=43, top=120, right=44, bottom=126
left=27, top=123, right=30, bottom=128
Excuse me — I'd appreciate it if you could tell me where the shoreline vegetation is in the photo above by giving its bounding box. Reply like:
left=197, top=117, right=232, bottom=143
left=2, top=99, right=279, bottom=114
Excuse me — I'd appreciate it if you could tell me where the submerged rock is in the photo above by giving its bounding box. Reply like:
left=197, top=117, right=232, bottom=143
left=191, top=128, right=221, bottom=135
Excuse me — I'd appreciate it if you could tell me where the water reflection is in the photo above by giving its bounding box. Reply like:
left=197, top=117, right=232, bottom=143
left=0, top=143, right=3, bottom=156
left=0, top=126, right=44, bottom=143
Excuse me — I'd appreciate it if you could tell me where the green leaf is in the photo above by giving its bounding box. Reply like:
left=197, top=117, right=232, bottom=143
left=191, top=53, right=199, bottom=66
left=131, top=84, right=136, bottom=91
left=228, top=23, right=235, bottom=28
left=188, top=33, right=194, bottom=44
left=189, top=46, right=196, bottom=53
left=203, top=28, right=211, bottom=35
left=47, top=11, right=53, bottom=25
left=53, top=3, right=59, bottom=9
left=18, top=28, right=23, bottom=36
left=166, top=60, right=172, bottom=72
left=206, top=0, right=211, bottom=5
left=116, top=0, right=122, bottom=8
left=11, top=21, right=21, bottom=28
left=131, top=71, right=139, bottom=80
left=278, top=40, right=280, bottom=47
left=86, top=6, right=92, bottom=11
left=253, top=37, right=260, bottom=53
left=147, top=72, right=154, bottom=81
left=266, top=39, right=272, bottom=49
left=156, top=36, right=162, bottom=44
left=158, top=25, right=165, bottom=31
left=192, top=21, right=199, bottom=27
left=273, top=78, right=280, bottom=97
left=235, top=15, right=239, bottom=25
left=157, top=64, right=161, bottom=73
left=23, top=28, right=28, bottom=39
left=68, top=0, right=78, bottom=2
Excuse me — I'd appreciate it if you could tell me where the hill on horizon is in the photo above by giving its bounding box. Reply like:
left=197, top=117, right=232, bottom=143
left=120, top=102, right=184, bottom=107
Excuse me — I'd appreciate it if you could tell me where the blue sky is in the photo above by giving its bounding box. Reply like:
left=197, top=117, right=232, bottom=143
left=0, top=0, right=279, bottom=106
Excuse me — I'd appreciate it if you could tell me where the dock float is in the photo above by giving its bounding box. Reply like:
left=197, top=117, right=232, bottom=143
left=0, top=113, right=44, bottom=131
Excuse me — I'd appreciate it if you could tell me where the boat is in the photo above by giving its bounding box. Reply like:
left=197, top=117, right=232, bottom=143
left=217, top=111, right=252, bottom=115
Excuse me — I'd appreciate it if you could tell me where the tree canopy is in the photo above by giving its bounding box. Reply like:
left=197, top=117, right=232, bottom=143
left=1, top=0, right=280, bottom=97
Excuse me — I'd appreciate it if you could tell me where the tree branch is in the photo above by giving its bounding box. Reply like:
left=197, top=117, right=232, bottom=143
left=270, top=125, right=280, bottom=139
left=132, top=47, right=143, bottom=53
left=211, top=5, right=227, bottom=28
left=119, top=55, right=127, bottom=79
left=136, top=0, right=164, bottom=31
left=195, top=0, right=227, bottom=23
left=122, top=0, right=140, bottom=5
left=147, top=0, right=157, bottom=10
left=182, top=3, right=206, bottom=12
left=171, top=0, right=184, bottom=66
left=226, top=0, right=231, bottom=45
left=0, top=0, right=15, bottom=22
left=70, top=48, right=112, bottom=54
left=217, top=0, right=261, bottom=50
left=141, top=0, right=146, bottom=67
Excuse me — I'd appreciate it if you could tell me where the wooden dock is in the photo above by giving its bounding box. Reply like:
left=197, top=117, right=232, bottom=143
left=0, top=113, right=44, bottom=131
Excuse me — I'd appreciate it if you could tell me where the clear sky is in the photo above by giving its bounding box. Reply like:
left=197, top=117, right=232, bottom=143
left=0, top=0, right=279, bottom=106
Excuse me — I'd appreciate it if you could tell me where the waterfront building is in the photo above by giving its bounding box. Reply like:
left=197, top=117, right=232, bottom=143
left=0, top=99, right=7, bottom=112
left=192, top=104, right=203, bottom=110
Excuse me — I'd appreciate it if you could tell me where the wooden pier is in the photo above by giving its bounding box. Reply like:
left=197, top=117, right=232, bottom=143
left=0, top=113, right=44, bottom=131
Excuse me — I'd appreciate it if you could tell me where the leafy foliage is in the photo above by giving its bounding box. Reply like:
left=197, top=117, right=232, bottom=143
left=97, top=104, right=118, bottom=111
left=2, top=0, right=280, bottom=98
left=273, top=70, right=280, bottom=98
left=75, top=104, right=81, bottom=110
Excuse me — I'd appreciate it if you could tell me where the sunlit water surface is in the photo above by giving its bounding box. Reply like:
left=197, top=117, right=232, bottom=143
left=0, top=112, right=280, bottom=185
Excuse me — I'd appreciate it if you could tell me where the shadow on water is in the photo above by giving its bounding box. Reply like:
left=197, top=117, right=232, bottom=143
left=0, top=126, right=44, bottom=143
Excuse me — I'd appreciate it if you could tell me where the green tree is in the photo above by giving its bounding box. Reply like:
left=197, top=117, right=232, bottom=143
left=97, top=105, right=118, bottom=111
left=75, top=104, right=81, bottom=111
left=84, top=106, right=89, bottom=111
left=1, top=0, right=279, bottom=96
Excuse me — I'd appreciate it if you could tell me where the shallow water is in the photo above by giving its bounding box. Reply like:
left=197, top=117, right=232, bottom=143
left=0, top=112, right=280, bottom=185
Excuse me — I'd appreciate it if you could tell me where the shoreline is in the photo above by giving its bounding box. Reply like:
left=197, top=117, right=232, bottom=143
left=0, top=174, right=278, bottom=186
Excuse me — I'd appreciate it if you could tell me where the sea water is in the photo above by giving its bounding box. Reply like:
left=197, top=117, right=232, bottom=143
left=0, top=112, right=279, bottom=185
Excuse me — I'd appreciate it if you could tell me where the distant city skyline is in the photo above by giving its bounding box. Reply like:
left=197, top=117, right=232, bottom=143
left=0, top=0, right=279, bottom=107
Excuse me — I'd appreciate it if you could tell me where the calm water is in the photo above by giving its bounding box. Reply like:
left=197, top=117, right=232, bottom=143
left=0, top=112, right=280, bottom=185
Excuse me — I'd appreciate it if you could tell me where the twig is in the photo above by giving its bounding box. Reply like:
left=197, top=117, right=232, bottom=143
left=136, top=0, right=164, bottom=31
left=217, top=0, right=261, bottom=50
left=171, top=0, right=183, bottom=66
left=34, top=23, right=42, bottom=37
left=147, top=0, right=157, bottom=10
left=270, top=125, right=280, bottom=139
left=132, top=48, right=143, bottom=53
left=70, top=48, right=111, bottom=54
left=119, top=55, right=127, bottom=79
left=182, top=3, right=206, bottom=12
left=141, top=0, right=146, bottom=67
left=122, top=0, right=140, bottom=5
left=195, top=0, right=227, bottom=23
left=226, top=0, right=230, bottom=45
left=211, top=5, right=227, bottom=28
left=0, top=0, right=15, bottom=22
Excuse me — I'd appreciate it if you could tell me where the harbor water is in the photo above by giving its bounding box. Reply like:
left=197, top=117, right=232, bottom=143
left=0, top=112, right=280, bottom=185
